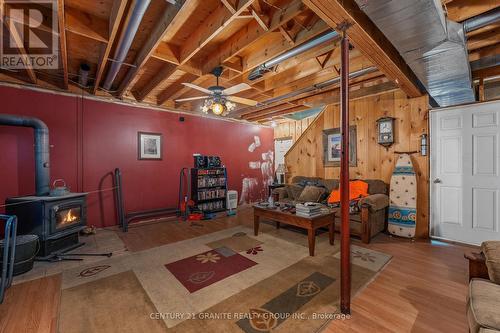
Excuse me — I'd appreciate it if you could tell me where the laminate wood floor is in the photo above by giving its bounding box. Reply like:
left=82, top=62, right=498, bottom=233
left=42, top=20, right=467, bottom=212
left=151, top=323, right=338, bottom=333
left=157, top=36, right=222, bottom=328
left=0, top=207, right=472, bottom=332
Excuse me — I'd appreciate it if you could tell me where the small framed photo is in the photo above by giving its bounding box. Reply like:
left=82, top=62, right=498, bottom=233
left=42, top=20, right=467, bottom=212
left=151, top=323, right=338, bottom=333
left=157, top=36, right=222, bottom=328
left=138, top=132, right=163, bottom=160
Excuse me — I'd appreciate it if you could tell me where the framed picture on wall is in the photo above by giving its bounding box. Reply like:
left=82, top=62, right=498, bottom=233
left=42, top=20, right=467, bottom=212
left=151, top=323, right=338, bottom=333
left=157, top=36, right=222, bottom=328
left=138, top=132, right=163, bottom=160
left=322, top=126, right=357, bottom=167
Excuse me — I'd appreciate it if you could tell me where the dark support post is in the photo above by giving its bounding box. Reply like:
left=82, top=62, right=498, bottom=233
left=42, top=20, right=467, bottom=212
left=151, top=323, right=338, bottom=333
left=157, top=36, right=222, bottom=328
left=340, top=29, right=351, bottom=315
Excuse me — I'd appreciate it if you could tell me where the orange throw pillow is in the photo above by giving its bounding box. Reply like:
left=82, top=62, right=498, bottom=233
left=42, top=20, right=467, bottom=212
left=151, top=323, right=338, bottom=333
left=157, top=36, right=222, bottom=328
left=328, top=180, right=369, bottom=204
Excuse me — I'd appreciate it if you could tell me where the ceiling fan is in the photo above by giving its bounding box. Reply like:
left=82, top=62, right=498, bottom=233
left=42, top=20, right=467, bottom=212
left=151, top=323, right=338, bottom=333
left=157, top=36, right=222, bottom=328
left=175, top=66, right=259, bottom=116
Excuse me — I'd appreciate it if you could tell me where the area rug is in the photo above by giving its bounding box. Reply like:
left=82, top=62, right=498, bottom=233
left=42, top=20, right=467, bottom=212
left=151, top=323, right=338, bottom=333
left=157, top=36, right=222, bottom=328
left=58, top=225, right=391, bottom=333
left=165, top=249, right=257, bottom=292
left=59, top=270, right=166, bottom=333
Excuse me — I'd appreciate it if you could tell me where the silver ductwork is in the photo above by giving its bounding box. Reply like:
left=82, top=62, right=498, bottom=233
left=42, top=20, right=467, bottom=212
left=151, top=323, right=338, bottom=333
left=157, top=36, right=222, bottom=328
left=103, top=0, right=151, bottom=91
left=463, top=7, right=500, bottom=33
left=248, top=30, right=339, bottom=80
left=238, top=66, right=378, bottom=117
left=0, top=114, right=50, bottom=196
left=355, top=0, right=475, bottom=107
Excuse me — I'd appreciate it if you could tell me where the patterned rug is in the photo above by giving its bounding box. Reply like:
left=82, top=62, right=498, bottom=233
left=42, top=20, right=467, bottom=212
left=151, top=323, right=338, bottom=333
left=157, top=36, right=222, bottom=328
left=58, top=224, right=391, bottom=333
left=165, top=249, right=257, bottom=293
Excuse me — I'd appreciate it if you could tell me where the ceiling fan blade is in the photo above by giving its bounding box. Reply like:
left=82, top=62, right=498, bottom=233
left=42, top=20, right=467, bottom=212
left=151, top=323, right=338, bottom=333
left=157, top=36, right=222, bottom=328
left=175, top=96, right=209, bottom=102
left=227, top=96, right=259, bottom=106
left=182, top=83, right=212, bottom=94
left=222, top=83, right=251, bottom=96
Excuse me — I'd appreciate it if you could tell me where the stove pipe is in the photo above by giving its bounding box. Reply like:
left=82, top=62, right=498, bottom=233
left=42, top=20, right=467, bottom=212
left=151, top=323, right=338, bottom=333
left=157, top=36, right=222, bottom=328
left=0, top=114, right=50, bottom=196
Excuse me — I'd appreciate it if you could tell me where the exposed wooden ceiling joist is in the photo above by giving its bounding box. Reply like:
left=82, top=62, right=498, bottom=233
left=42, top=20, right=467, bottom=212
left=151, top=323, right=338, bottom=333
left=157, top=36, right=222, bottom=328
left=136, top=0, right=256, bottom=101
left=93, top=0, right=128, bottom=94
left=302, top=0, right=423, bottom=98
left=469, top=42, right=500, bottom=62
left=117, top=0, right=193, bottom=98
left=201, top=0, right=304, bottom=74
left=65, top=6, right=109, bottom=43
left=445, top=0, right=500, bottom=22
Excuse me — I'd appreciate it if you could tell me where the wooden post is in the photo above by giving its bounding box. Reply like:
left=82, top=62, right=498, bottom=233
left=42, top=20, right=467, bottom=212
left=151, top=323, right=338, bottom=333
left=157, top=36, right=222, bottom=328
left=340, top=29, right=351, bottom=315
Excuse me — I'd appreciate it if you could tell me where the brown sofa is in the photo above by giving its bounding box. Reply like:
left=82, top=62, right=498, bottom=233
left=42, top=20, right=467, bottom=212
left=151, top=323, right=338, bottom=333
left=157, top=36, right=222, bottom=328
left=273, top=176, right=389, bottom=243
left=468, top=241, right=500, bottom=333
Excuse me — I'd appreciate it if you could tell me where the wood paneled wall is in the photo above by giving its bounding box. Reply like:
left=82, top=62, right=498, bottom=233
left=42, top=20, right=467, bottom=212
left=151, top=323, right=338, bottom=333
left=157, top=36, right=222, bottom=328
left=284, top=90, right=430, bottom=238
left=273, top=115, right=319, bottom=141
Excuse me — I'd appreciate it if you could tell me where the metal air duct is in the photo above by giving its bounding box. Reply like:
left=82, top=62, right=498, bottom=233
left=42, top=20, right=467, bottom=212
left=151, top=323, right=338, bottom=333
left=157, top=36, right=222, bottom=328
left=463, top=7, right=500, bottom=33
left=0, top=114, right=50, bottom=196
left=260, top=66, right=378, bottom=106
left=248, top=30, right=339, bottom=81
left=103, top=0, right=151, bottom=91
left=354, top=0, right=475, bottom=107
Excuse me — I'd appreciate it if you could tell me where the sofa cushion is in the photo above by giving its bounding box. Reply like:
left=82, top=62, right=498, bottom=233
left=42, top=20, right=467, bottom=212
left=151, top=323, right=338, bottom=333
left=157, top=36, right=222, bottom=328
left=286, top=184, right=304, bottom=200
left=319, top=179, right=339, bottom=192
left=364, top=179, right=388, bottom=195
left=297, top=185, right=326, bottom=202
left=468, top=278, right=500, bottom=332
left=482, top=241, right=500, bottom=284
left=358, top=194, right=390, bottom=212
left=291, top=176, right=322, bottom=186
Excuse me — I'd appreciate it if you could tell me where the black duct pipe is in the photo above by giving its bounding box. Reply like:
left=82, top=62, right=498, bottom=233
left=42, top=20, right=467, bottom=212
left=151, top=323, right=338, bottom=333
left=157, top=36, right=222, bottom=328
left=0, top=114, right=50, bottom=196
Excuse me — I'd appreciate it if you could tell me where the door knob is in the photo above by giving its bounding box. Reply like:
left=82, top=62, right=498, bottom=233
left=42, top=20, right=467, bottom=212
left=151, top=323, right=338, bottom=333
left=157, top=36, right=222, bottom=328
left=433, top=178, right=442, bottom=184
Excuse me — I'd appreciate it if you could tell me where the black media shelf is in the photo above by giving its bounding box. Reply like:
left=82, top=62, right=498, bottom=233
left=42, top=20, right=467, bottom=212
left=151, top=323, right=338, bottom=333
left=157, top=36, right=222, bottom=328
left=191, top=167, right=228, bottom=213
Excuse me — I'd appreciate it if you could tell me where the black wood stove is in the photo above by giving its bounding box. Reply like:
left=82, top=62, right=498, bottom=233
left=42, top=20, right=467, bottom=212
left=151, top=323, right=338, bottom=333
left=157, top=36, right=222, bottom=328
left=1, top=114, right=89, bottom=259
left=6, top=193, right=88, bottom=258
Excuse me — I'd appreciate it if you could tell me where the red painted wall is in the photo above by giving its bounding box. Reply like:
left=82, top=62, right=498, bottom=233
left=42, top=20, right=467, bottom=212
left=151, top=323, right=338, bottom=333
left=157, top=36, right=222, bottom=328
left=0, top=86, right=274, bottom=227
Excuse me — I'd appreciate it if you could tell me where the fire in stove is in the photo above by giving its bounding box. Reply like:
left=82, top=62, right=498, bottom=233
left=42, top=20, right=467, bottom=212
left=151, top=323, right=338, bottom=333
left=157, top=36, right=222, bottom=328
left=62, top=209, right=78, bottom=224
left=56, top=207, right=82, bottom=229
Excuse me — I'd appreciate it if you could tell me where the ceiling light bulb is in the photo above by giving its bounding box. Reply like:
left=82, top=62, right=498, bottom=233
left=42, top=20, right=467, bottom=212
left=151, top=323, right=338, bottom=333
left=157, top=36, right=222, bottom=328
left=212, top=103, right=224, bottom=115
left=271, top=121, right=277, bottom=128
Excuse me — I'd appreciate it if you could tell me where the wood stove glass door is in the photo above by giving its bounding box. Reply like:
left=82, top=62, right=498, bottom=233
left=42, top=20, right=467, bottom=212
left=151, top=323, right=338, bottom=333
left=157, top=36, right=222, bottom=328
left=51, top=202, right=83, bottom=233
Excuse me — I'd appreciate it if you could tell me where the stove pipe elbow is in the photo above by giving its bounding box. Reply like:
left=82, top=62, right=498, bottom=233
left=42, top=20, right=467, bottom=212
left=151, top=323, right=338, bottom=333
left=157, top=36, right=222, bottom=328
left=0, top=114, right=50, bottom=196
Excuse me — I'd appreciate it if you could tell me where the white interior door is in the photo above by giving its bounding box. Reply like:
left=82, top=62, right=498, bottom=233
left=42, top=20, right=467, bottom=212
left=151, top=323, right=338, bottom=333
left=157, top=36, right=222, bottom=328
left=431, top=101, right=500, bottom=245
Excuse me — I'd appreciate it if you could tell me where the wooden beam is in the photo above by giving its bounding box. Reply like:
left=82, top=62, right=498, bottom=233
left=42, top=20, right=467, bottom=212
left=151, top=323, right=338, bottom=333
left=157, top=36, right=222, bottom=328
left=202, top=0, right=304, bottom=74
left=220, top=0, right=236, bottom=14
left=303, top=0, right=423, bottom=98
left=446, top=0, right=499, bottom=22
left=241, top=19, right=330, bottom=72
left=131, top=0, right=253, bottom=101
left=135, top=63, right=178, bottom=101
left=478, top=78, right=485, bottom=101
left=56, top=0, right=67, bottom=89
left=118, top=0, right=191, bottom=98
left=2, top=11, right=37, bottom=84
left=251, top=9, right=269, bottom=31
left=240, top=71, right=387, bottom=120
left=65, top=6, right=109, bottom=43
left=278, top=26, right=295, bottom=45
left=469, top=42, right=500, bottom=62
left=179, top=0, right=254, bottom=64
left=93, top=0, right=128, bottom=94
left=467, top=27, right=500, bottom=51
left=157, top=72, right=198, bottom=104
left=472, top=65, right=500, bottom=80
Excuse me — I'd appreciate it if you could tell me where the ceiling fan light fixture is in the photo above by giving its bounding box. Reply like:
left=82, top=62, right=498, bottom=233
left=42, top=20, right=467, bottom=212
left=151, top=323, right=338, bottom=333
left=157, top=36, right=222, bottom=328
left=212, top=102, right=225, bottom=115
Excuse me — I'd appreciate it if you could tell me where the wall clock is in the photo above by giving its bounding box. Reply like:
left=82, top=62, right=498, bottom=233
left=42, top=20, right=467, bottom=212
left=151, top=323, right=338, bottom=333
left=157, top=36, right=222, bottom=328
left=376, top=117, right=395, bottom=147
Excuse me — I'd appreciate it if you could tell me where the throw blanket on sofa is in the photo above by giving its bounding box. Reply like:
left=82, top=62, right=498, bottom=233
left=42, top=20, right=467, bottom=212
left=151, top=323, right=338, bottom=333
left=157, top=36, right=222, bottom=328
left=327, top=180, right=369, bottom=204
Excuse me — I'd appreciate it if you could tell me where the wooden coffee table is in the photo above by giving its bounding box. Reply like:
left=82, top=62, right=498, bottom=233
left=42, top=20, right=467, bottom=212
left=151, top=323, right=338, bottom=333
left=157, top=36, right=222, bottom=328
left=253, top=205, right=335, bottom=256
